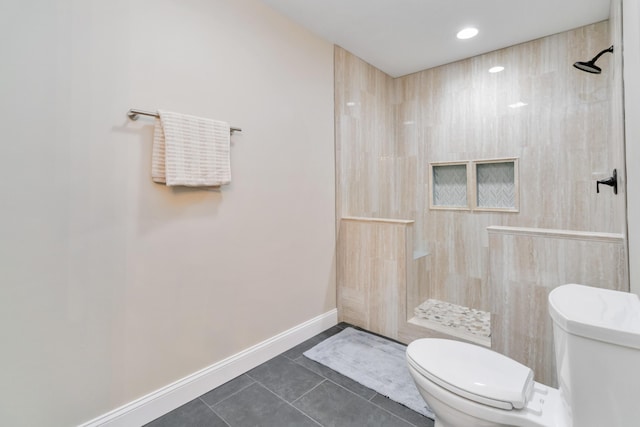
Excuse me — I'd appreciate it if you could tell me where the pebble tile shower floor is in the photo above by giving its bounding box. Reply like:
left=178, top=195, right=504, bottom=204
left=145, top=323, right=434, bottom=427
left=414, top=299, right=491, bottom=339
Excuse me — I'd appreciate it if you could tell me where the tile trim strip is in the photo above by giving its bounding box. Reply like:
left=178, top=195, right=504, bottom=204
left=341, top=216, right=415, bottom=224
left=487, top=226, right=625, bottom=244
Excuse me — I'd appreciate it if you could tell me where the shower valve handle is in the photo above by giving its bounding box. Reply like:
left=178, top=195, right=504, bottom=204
left=596, top=169, right=618, bottom=194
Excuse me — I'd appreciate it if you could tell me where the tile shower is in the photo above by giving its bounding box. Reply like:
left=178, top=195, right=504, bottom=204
left=335, top=20, right=628, bottom=387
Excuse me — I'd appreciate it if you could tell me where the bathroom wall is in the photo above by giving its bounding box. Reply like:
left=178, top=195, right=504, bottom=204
left=610, top=0, right=626, bottom=234
left=0, top=1, right=335, bottom=426
left=336, top=20, right=627, bottom=316
left=621, top=0, right=640, bottom=295
left=489, top=226, right=627, bottom=386
left=337, top=217, right=414, bottom=339
left=398, top=21, right=625, bottom=310
left=334, top=47, right=397, bottom=219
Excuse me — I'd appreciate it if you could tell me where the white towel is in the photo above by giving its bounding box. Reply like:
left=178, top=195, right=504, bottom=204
left=151, top=110, right=231, bottom=187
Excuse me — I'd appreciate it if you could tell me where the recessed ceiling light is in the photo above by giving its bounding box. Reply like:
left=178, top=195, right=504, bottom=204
left=489, top=66, right=505, bottom=73
left=346, top=102, right=356, bottom=107
left=508, top=101, right=528, bottom=109
left=457, top=27, right=478, bottom=40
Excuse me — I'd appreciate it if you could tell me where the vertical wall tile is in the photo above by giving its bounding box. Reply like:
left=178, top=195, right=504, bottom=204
left=335, top=20, right=627, bottom=360
left=489, top=228, right=626, bottom=386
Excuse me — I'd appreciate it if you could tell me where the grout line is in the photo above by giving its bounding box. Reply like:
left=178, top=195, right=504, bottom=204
left=293, top=323, right=427, bottom=425
left=293, top=354, right=379, bottom=401
left=292, top=356, right=325, bottom=375
left=196, top=396, right=233, bottom=427
left=196, top=322, right=424, bottom=427
left=293, top=354, right=378, bottom=401
left=322, top=376, right=376, bottom=401
left=282, top=349, right=313, bottom=362
left=368, top=394, right=425, bottom=427
left=290, top=379, right=327, bottom=405
left=253, top=379, right=324, bottom=426
left=199, top=378, right=256, bottom=409
left=363, top=398, right=418, bottom=427
left=324, top=377, right=418, bottom=426
left=206, top=404, right=232, bottom=427
left=199, top=379, right=258, bottom=427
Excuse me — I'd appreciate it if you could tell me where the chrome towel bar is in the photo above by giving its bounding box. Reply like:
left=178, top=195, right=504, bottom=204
left=127, top=108, right=242, bottom=134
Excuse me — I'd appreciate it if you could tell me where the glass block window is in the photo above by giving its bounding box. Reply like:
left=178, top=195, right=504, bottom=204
left=432, top=164, right=468, bottom=208
left=476, top=160, right=516, bottom=209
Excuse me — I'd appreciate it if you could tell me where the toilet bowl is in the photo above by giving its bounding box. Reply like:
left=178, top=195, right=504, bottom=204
left=406, top=284, right=640, bottom=427
left=407, top=339, right=563, bottom=427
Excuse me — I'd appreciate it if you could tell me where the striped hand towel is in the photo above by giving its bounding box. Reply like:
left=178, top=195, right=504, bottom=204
left=152, top=110, right=231, bottom=187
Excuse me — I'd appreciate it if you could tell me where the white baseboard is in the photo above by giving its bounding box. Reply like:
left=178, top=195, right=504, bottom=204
left=79, top=309, right=338, bottom=427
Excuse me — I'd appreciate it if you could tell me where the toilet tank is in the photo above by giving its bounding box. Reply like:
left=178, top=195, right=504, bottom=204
left=548, top=284, right=640, bottom=427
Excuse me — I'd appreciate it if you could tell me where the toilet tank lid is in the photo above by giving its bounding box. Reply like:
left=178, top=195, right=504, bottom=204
left=549, top=284, right=640, bottom=350
left=406, top=339, right=533, bottom=410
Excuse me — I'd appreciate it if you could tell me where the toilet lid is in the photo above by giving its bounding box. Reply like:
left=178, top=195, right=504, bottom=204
left=407, top=339, right=534, bottom=410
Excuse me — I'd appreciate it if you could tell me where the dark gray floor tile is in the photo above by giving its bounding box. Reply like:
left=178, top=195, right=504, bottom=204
left=213, top=382, right=318, bottom=427
left=294, top=355, right=376, bottom=400
left=293, top=381, right=413, bottom=427
left=145, top=398, right=228, bottom=427
left=146, top=323, right=431, bottom=427
left=370, top=393, right=434, bottom=427
left=200, top=375, right=254, bottom=407
left=281, top=325, right=347, bottom=360
left=246, top=355, right=324, bottom=402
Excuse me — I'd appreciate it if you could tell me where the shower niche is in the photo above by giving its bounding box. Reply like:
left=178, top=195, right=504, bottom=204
left=429, top=158, right=519, bottom=213
left=408, top=157, right=521, bottom=347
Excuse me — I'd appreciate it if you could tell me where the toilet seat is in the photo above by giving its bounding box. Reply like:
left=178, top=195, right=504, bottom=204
left=407, top=339, right=534, bottom=410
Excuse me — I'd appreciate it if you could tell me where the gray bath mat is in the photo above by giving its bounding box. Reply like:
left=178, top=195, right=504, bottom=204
left=303, top=327, right=434, bottom=419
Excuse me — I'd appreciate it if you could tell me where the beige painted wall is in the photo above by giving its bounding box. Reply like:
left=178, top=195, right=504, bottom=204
left=0, top=1, right=335, bottom=426
left=336, top=21, right=628, bottom=316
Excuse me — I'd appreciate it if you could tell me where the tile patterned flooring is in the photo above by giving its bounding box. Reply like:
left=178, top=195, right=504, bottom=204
left=146, top=323, right=434, bottom=427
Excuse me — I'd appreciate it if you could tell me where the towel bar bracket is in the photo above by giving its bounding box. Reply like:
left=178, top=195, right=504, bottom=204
left=127, top=108, right=241, bottom=134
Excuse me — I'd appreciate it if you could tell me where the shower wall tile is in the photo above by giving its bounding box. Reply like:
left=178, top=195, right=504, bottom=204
left=334, top=47, right=396, bottom=221
left=609, top=0, right=628, bottom=284
left=337, top=217, right=413, bottom=339
left=406, top=254, right=432, bottom=316
left=488, top=226, right=626, bottom=387
left=337, top=217, right=472, bottom=346
left=335, top=20, right=627, bottom=361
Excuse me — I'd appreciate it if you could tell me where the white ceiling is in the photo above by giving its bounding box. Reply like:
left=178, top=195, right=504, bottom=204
left=261, top=0, right=611, bottom=77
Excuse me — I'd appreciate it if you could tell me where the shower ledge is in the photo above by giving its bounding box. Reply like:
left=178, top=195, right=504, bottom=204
left=409, top=299, right=491, bottom=347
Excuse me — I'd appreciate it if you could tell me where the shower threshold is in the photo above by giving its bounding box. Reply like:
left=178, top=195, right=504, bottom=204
left=408, top=299, right=491, bottom=347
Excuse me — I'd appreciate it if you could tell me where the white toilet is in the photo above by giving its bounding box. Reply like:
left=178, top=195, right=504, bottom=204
left=406, top=284, right=640, bottom=427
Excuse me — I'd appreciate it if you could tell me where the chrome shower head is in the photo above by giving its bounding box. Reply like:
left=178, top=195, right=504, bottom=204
left=573, top=45, right=614, bottom=74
